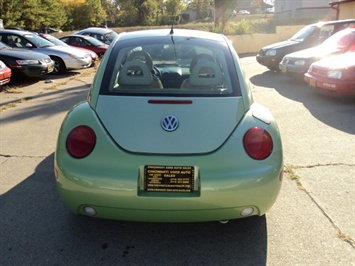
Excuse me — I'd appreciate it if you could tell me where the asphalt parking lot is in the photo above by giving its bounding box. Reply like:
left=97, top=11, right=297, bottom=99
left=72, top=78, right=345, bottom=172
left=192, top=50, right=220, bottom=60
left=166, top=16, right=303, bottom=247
left=0, top=56, right=354, bottom=265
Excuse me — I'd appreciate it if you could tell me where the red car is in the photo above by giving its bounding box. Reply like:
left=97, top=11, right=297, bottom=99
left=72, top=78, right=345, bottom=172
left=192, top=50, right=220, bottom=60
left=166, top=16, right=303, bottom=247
left=59, top=35, right=109, bottom=57
left=304, top=50, right=355, bottom=96
left=0, top=60, right=12, bottom=86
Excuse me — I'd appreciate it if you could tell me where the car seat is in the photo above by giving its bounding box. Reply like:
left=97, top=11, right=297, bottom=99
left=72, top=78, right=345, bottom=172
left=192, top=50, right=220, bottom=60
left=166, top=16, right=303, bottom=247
left=180, top=53, right=224, bottom=89
left=118, top=50, right=163, bottom=89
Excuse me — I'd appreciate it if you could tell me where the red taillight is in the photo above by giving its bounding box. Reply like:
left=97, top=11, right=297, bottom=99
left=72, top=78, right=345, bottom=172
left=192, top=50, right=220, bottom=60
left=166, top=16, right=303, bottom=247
left=243, top=127, right=273, bottom=160
left=66, top=125, right=96, bottom=158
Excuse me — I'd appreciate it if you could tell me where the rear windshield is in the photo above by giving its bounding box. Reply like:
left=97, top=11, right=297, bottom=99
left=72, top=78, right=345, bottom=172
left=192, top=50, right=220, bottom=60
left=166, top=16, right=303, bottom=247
left=100, top=35, right=241, bottom=97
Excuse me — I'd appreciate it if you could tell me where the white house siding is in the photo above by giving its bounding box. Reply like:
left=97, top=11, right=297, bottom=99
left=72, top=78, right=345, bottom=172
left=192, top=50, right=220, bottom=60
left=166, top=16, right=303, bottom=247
left=275, top=0, right=336, bottom=20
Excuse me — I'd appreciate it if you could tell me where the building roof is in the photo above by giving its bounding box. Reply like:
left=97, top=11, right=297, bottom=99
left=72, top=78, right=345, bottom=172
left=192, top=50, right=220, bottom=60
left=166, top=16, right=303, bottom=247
left=329, top=0, right=355, bottom=6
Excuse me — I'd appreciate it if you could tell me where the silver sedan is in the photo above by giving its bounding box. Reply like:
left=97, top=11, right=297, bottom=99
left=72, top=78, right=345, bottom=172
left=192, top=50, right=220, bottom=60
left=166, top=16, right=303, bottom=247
left=0, top=29, right=92, bottom=74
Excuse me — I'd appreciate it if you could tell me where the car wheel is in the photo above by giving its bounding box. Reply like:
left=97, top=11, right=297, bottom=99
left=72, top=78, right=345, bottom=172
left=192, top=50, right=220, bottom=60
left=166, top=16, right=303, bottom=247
left=267, top=65, right=280, bottom=72
left=51, top=56, right=66, bottom=74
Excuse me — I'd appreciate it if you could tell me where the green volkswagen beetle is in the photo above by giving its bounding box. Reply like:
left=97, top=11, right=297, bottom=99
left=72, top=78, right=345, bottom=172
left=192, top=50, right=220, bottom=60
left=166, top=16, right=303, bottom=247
left=55, top=29, right=283, bottom=223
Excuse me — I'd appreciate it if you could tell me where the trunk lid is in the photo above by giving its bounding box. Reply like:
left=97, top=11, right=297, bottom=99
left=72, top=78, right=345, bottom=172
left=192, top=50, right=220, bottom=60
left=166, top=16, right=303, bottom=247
left=95, top=96, right=246, bottom=154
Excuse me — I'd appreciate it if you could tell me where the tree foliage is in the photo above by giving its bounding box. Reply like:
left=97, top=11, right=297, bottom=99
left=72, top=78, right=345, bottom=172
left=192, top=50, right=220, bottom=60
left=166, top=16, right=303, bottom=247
left=214, top=0, right=238, bottom=28
left=116, top=0, right=161, bottom=26
left=187, top=0, right=213, bottom=20
left=0, top=0, right=67, bottom=30
left=0, top=0, right=238, bottom=31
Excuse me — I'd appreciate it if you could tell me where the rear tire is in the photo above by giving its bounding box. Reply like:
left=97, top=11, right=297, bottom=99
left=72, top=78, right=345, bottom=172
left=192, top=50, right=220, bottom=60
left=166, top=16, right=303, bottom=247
left=267, top=65, right=280, bottom=72
left=51, top=56, right=66, bottom=74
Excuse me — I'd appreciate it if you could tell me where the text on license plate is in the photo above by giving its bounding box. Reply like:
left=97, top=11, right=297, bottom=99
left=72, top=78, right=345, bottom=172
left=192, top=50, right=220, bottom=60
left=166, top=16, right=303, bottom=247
left=144, top=165, right=194, bottom=193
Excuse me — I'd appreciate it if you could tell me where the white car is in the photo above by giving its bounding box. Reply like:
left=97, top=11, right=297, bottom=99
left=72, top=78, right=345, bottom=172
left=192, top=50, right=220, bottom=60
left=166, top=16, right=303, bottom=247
left=238, top=10, right=250, bottom=15
left=0, top=30, right=92, bottom=74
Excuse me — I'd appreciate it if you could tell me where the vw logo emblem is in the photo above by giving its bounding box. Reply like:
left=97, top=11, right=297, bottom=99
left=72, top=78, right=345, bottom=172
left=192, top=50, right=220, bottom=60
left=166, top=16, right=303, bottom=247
left=161, top=115, right=179, bottom=132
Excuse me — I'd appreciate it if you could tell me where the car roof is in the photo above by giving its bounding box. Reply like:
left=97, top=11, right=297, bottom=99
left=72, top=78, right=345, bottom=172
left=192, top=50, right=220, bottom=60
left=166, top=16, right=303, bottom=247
left=61, top=34, right=93, bottom=39
left=78, top=27, right=113, bottom=34
left=0, top=29, right=34, bottom=35
left=310, top=18, right=355, bottom=27
left=116, top=28, right=227, bottom=43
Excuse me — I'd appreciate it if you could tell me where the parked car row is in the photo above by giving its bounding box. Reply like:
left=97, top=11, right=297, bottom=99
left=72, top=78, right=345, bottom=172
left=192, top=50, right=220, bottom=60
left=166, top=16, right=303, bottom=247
left=256, top=19, right=355, bottom=71
left=256, top=19, right=355, bottom=96
left=0, top=27, right=115, bottom=85
left=38, top=33, right=100, bottom=66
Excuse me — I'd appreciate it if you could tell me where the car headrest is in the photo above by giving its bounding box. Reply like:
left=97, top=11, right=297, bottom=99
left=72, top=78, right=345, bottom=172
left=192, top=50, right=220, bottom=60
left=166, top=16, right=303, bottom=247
left=189, top=60, right=224, bottom=87
left=119, top=61, right=153, bottom=86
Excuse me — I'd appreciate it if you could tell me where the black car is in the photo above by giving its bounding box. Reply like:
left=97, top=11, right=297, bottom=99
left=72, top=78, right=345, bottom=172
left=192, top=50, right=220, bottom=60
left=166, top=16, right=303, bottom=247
left=256, top=19, right=355, bottom=71
left=0, top=41, right=54, bottom=78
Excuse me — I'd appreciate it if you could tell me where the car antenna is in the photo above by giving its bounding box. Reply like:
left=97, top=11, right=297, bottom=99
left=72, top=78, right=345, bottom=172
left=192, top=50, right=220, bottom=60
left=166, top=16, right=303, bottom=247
left=170, top=16, right=174, bottom=35
left=170, top=16, right=177, bottom=59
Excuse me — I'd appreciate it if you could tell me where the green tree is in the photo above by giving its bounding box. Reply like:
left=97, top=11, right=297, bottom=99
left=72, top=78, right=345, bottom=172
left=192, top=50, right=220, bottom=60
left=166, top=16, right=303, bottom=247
left=160, top=0, right=184, bottom=25
left=214, top=0, right=237, bottom=29
left=101, top=0, right=120, bottom=26
left=117, top=0, right=160, bottom=26
left=64, top=0, right=106, bottom=29
left=164, top=0, right=184, bottom=17
left=188, top=0, right=213, bottom=20
left=0, top=0, right=23, bottom=28
left=0, top=0, right=67, bottom=30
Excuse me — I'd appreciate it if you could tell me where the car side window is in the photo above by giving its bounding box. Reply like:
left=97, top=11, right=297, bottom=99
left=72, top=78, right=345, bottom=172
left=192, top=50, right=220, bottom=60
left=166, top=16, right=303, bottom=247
left=5, top=35, right=20, bottom=47
left=73, top=37, right=83, bottom=46
left=319, top=25, right=334, bottom=41
left=83, top=39, right=91, bottom=46
left=61, top=37, right=69, bottom=43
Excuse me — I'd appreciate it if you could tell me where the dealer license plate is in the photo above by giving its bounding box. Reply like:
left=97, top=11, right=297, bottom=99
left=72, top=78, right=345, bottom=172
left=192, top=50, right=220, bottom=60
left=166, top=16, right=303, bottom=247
left=48, top=64, right=54, bottom=73
left=280, top=65, right=287, bottom=73
left=309, top=78, right=316, bottom=87
left=144, top=165, right=194, bottom=193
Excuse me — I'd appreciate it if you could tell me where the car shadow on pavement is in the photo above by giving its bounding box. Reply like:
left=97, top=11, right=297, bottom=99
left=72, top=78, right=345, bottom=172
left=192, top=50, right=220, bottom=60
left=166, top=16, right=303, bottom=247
left=250, top=70, right=355, bottom=134
left=0, top=154, right=268, bottom=265
left=4, top=71, right=83, bottom=87
left=0, top=84, right=88, bottom=124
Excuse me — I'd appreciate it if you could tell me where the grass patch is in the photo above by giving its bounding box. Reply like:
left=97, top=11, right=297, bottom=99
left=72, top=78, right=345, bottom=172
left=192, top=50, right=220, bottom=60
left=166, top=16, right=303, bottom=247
left=0, top=102, right=17, bottom=112
left=3, top=88, right=23, bottom=94
left=284, top=165, right=304, bottom=190
left=337, top=231, right=355, bottom=246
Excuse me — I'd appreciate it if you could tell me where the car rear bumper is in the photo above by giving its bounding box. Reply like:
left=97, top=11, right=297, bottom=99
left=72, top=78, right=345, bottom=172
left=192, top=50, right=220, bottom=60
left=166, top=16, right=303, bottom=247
left=56, top=162, right=282, bottom=222
left=305, top=73, right=355, bottom=96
